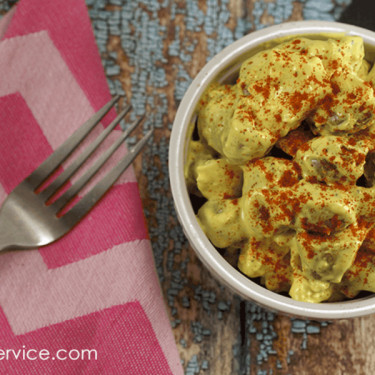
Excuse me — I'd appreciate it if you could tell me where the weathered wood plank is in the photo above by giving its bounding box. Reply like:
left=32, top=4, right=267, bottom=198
left=4, top=0, right=374, bottom=374
left=98, top=0, right=369, bottom=374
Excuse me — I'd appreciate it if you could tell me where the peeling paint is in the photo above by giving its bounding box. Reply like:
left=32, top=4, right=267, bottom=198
left=0, top=0, right=352, bottom=373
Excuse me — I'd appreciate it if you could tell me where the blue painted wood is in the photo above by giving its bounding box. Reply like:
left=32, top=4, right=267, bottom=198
left=0, top=1, right=357, bottom=374
left=85, top=1, right=348, bottom=374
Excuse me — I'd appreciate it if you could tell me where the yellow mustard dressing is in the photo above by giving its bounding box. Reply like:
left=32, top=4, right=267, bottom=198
left=185, top=35, right=375, bottom=303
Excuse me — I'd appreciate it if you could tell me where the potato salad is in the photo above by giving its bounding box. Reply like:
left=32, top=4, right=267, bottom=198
left=185, top=35, right=375, bottom=303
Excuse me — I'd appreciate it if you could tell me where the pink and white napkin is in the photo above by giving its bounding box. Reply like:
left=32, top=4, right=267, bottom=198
left=0, top=0, right=183, bottom=373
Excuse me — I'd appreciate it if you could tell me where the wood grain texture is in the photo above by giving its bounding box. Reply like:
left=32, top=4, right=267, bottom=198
left=86, top=1, right=372, bottom=374
left=5, top=0, right=375, bottom=374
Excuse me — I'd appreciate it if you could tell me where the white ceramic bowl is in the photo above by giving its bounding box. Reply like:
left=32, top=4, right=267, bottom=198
left=169, top=20, right=375, bottom=319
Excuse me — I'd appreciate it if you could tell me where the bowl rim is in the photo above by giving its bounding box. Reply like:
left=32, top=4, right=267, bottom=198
left=169, top=20, right=375, bottom=319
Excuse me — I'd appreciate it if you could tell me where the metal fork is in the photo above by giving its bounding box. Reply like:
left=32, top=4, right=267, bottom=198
left=0, top=96, right=152, bottom=251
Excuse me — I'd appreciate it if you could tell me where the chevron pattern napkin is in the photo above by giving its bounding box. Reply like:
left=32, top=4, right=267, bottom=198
left=0, top=0, right=182, bottom=373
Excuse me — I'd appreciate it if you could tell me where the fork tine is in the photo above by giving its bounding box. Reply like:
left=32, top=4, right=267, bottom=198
left=51, top=116, right=145, bottom=212
left=39, top=104, right=131, bottom=201
left=61, top=129, right=153, bottom=225
left=26, top=95, right=121, bottom=190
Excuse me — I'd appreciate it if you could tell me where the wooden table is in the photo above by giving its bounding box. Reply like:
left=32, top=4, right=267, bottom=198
left=97, top=1, right=374, bottom=374
left=4, top=0, right=375, bottom=373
